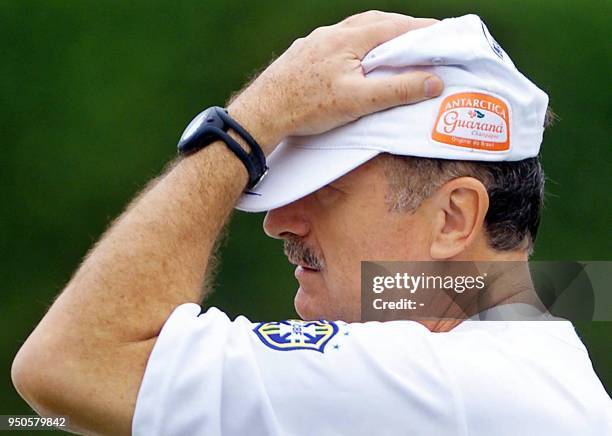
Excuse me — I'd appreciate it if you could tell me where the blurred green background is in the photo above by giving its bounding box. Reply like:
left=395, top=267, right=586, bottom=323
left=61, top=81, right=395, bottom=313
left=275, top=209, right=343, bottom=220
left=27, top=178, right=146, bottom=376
left=2, top=0, right=610, bottom=428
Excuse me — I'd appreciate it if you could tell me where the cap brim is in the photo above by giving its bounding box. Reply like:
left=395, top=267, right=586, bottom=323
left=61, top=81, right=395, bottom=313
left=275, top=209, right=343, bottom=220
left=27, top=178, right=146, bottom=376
left=236, top=142, right=380, bottom=212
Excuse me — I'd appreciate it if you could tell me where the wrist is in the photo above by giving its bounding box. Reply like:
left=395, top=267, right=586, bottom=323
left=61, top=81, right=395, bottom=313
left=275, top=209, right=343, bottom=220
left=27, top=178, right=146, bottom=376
left=227, top=95, right=286, bottom=156
left=177, top=106, right=268, bottom=189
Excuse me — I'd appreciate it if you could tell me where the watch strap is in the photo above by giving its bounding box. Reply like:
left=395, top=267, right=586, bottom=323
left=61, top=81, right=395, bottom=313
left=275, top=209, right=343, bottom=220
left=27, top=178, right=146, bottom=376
left=177, top=106, right=268, bottom=189
left=208, top=126, right=267, bottom=189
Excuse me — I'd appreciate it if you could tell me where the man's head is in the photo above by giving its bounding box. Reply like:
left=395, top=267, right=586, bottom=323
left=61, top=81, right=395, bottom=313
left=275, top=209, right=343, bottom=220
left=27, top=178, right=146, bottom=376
left=238, top=14, right=551, bottom=321
left=264, top=142, right=548, bottom=321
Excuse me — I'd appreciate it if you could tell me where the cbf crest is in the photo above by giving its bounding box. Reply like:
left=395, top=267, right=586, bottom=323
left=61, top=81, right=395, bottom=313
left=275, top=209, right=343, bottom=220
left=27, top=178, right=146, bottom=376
left=253, top=319, right=338, bottom=353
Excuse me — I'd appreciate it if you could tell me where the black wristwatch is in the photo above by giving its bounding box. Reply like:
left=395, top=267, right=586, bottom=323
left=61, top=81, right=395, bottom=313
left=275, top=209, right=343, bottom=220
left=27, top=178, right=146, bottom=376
left=177, top=106, right=268, bottom=189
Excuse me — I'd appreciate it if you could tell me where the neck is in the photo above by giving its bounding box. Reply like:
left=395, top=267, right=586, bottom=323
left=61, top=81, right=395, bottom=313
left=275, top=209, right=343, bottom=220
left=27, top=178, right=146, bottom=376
left=418, top=251, right=545, bottom=332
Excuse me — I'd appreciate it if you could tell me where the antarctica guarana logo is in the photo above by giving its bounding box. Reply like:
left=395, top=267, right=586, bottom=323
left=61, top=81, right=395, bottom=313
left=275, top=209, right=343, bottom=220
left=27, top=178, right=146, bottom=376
left=253, top=319, right=339, bottom=352
left=432, top=92, right=511, bottom=152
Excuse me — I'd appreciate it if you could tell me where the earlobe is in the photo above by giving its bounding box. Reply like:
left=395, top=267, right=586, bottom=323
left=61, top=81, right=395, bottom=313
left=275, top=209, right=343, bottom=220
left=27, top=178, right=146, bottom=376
left=429, top=177, right=489, bottom=259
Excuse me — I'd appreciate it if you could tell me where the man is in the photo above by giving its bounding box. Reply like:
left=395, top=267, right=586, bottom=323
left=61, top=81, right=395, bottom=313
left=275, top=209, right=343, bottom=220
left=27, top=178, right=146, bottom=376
left=11, top=11, right=611, bottom=435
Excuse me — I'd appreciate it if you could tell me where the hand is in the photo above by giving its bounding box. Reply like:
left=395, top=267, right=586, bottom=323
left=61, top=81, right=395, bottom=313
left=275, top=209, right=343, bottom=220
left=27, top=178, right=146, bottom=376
left=229, top=11, right=444, bottom=153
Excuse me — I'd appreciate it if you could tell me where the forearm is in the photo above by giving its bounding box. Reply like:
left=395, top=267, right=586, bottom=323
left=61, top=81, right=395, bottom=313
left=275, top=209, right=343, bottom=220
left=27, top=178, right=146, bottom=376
left=48, top=141, right=247, bottom=343
left=12, top=139, right=249, bottom=434
left=12, top=105, right=272, bottom=434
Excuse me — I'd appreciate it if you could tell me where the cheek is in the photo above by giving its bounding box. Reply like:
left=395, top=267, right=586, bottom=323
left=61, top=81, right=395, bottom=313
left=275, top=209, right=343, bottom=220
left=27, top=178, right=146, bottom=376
left=326, top=254, right=360, bottom=296
left=369, top=214, right=433, bottom=260
left=318, top=246, right=363, bottom=318
left=401, top=216, right=434, bottom=259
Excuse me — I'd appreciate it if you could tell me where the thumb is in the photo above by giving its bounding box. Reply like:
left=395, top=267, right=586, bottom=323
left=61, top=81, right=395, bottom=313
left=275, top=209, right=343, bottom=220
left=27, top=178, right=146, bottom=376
left=353, top=71, right=444, bottom=116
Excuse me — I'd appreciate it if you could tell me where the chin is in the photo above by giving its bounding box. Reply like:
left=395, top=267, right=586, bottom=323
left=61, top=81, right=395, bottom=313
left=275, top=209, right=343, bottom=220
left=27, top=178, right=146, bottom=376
left=294, top=287, right=355, bottom=321
left=294, top=287, right=326, bottom=321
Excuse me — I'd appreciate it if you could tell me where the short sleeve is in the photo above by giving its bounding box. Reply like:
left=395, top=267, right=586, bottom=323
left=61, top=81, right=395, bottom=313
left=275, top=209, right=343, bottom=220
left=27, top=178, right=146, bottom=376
left=132, top=303, right=460, bottom=436
left=132, top=304, right=282, bottom=435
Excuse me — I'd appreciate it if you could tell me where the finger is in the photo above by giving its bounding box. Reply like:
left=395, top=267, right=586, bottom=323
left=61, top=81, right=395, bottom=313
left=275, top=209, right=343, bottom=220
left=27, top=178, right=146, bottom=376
left=352, top=17, right=439, bottom=58
left=351, top=71, right=444, bottom=116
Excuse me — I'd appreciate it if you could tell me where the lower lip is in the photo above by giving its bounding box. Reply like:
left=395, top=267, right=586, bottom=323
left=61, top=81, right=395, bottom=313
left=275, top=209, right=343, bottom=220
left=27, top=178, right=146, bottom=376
left=295, top=266, right=320, bottom=278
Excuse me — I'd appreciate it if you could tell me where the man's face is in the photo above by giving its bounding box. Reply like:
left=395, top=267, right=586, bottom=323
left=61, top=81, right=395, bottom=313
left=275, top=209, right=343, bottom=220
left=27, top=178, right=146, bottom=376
left=263, top=158, right=434, bottom=322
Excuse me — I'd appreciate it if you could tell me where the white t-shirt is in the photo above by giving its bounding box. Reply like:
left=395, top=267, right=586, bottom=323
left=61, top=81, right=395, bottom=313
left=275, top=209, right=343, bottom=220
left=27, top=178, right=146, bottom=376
left=133, top=303, right=611, bottom=435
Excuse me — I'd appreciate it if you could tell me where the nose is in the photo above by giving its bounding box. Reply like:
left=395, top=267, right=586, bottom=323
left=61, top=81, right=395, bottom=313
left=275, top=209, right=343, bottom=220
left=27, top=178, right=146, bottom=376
left=263, top=200, right=310, bottom=240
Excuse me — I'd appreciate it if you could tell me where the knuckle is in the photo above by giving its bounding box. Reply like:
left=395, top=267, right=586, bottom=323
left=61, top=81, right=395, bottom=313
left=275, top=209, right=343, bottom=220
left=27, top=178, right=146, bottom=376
left=360, top=10, right=383, bottom=17
left=395, top=80, right=418, bottom=103
left=308, top=25, right=330, bottom=38
left=306, top=27, right=346, bottom=51
left=341, top=9, right=385, bottom=25
left=340, top=13, right=359, bottom=26
left=361, top=10, right=385, bottom=21
left=289, top=37, right=305, bottom=49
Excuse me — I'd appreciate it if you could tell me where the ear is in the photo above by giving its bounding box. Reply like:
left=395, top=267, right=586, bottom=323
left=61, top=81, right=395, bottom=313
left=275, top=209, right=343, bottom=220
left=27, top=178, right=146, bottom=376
left=428, top=177, right=489, bottom=259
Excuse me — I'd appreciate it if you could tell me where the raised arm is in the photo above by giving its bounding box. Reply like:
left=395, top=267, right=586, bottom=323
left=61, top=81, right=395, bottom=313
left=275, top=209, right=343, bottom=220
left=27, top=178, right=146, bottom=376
left=11, top=12, right=443, bottom=434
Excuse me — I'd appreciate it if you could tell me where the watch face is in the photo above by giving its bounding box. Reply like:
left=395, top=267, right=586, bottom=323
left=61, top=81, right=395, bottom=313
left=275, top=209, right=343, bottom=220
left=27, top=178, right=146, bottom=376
left=180, top=108, right=212, bottom=143
left=177, top=107, right=226, bottom=154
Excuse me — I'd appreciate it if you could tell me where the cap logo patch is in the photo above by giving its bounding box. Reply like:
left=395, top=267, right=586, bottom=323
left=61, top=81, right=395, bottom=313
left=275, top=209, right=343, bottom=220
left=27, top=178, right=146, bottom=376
left=431, top=92, right=510, bottom=151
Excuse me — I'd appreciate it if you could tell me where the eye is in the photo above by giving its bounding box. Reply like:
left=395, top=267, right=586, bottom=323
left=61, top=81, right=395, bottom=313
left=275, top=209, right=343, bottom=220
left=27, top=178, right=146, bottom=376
left=313, top=183, right=344, bottom=207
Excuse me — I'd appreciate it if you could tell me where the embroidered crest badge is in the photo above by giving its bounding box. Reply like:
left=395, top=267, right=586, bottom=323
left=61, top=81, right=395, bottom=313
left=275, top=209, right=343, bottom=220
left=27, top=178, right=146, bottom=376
left=253, top=319, right=339, bottom=353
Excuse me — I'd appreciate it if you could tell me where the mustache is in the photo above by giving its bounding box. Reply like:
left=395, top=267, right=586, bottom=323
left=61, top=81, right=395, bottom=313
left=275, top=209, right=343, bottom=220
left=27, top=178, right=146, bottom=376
left=283, top=237, right=324, bottom=270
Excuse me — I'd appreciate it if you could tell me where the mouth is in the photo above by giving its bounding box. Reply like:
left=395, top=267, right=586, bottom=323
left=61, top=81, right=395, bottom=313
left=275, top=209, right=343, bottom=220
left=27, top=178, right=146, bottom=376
left=294, top=265, right=322, bottom=281
left=289, top=260, right=321, bottom=273
left=295, top=265, right=320, bottom=272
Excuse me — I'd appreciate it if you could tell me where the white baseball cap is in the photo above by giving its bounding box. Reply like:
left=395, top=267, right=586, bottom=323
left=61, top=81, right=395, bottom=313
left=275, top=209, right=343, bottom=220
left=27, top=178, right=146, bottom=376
left=236, top=14, right=549, bottom=213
